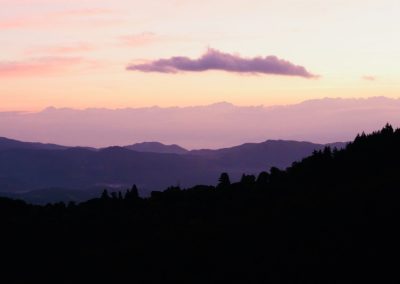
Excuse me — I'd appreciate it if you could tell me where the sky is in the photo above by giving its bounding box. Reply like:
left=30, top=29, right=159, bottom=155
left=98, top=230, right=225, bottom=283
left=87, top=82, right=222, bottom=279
left=1, top=0, right=400, bottom=111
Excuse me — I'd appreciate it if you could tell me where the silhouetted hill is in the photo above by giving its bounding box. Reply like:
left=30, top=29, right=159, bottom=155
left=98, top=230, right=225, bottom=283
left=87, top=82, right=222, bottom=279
left=0, top=136, right=67, bottom=151
left=0, top=139, right=345, bottom=202
left=1, top=125, right=400, bottom=284
left=190, top=140, right=347, bottom=170
left=124, top=141, right=188, bottom=154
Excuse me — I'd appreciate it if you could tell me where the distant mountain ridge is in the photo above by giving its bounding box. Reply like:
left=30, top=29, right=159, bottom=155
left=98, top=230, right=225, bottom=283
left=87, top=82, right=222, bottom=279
left=0, top=136, right=347, bottom=203
left=0, top=135, right=346, bottom=155
left=0, top=137, right=67, bottom=151
left=124, top=142, right=188, bottom=154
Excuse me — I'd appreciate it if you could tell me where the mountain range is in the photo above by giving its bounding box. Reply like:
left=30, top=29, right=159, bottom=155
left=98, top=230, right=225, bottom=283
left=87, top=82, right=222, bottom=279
left=1, top=125, right=397, bottom=284
left=0, top=97, right=398, bottom=149
left=0, top=136, right=346, bottom=203
left=124, top=142, right=188, bottom=154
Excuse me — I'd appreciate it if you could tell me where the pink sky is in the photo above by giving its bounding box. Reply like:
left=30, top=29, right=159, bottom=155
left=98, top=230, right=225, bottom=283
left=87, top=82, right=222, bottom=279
left=0, top=0, right=399, bottom=111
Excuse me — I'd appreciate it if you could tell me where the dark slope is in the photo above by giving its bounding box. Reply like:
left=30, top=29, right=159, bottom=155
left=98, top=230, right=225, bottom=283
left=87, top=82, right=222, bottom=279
left=0, top=187, right=103, bottom=204
left=1, top=125, right=399, bottom=283
left=190, top=140, right=346, bottom=169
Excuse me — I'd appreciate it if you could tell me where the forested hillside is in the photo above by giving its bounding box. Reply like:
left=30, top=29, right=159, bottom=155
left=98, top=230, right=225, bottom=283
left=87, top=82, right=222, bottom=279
left=1, top=125, right=399, bottom=283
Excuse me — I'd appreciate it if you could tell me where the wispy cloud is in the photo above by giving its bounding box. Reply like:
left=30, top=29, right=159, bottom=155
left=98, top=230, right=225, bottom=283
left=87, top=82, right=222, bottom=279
left=120, top=32, right=160, bottom=46
left=26, top=43, right=96, bottom=55
left=0, top=8, right=115, bottom=30
left=57, top=8, right=113, bottom=16
left=362, top=75, right=376, bottom=81
left=119, top=32, right=189, bottom=47
left=127, top=48, right=317, bottom=78
left=0, top=57, right=97, bottom=77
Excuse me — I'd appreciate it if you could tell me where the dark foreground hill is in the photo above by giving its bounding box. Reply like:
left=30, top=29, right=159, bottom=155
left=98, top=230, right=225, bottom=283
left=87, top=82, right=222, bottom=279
left=1, top=125, right=399, bottom=283
left=0, top=138, right=345, bottom=203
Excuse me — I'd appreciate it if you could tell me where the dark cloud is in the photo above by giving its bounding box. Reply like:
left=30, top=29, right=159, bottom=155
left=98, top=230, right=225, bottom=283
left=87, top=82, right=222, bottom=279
left=127, top=48, right=317, bottom=78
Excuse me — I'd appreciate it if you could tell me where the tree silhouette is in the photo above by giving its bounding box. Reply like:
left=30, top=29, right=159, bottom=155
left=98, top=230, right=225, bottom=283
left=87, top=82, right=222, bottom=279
left=124, top=185, right=140, bottom=203
left=101, top=189, right=110, bottom=199
left=240, top=174, right=256, bottom=186
left=217, top=172, right=231, bottom=189
left=256, top=171, right=269, bottom=187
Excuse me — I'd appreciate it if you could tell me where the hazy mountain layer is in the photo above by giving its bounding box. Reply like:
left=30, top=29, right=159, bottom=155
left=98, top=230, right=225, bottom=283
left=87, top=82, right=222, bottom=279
left=0, top=97, right=397, bottom=149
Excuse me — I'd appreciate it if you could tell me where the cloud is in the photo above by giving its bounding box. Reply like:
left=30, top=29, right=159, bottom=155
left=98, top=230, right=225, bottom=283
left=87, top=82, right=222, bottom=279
left=126, top=48, right=317, bottom=78
left=362, top=75, right=376, bottom=81
left=26, top=43, right=96, bottom=55
left=0, top=8, right=115, bottom=30
left=120, top=32, right=159, bottom=46
left=56, top=8, right=114, bottom=17
left=119, top=32, right=189, bottom=48
left=0, top=57, right=97, bottom=77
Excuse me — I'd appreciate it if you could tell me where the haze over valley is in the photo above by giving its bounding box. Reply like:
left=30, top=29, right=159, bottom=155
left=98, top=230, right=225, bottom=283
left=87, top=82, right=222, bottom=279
left=1, top=97, right=398, bottom=149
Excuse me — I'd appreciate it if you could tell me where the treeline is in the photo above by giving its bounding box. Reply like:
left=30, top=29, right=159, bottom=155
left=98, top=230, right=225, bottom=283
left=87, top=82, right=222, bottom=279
left=2, top=124, right=400, bottom=283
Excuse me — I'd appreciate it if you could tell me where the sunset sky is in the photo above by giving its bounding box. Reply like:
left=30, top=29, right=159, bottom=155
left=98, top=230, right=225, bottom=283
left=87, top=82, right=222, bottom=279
left=1, top=0, right=399, bottom=111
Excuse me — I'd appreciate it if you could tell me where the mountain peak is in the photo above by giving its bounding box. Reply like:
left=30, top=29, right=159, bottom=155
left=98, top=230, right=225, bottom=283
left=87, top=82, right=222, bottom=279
left=209, top=101, right=235, bottom=108
left=124, top=142, right=188, bottom=154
